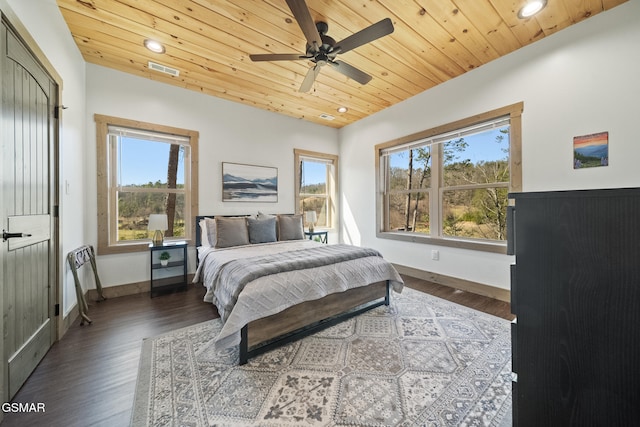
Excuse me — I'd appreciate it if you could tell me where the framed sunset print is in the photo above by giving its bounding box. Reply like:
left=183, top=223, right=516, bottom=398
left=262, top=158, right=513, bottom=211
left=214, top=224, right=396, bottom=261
left=573, top=131, right=608, bottom=169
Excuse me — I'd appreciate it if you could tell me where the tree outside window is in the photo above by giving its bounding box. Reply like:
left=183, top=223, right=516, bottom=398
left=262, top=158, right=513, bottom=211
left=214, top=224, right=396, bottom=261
left=441, top=129, right=510, bottom=240
left=294, top=149, right=338, bottom=230
left=113, top=136, right=187, bottom=242
left=95, top=115, right=199, bottom=254
left=376, top=103, right=522, bottom=253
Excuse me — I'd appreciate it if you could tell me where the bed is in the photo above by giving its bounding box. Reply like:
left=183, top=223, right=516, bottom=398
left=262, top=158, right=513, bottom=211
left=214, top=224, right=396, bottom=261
left=193, top=214, right=404, bottom=364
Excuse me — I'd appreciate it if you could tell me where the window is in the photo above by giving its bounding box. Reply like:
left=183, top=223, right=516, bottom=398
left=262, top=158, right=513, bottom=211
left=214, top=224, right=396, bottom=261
left=376, top=103, right=522, bottom=253
left=294, top=149, right=338, bottom=229
left=95, top=115, right=199, bottom=254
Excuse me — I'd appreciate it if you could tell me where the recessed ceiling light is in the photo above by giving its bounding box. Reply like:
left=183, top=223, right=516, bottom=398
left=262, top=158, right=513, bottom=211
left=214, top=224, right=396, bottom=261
left=518, top=0, right=547, bottom=18
left=337, top=106, right=348, bottom=113
left=144, top=39, right=166, bottom=54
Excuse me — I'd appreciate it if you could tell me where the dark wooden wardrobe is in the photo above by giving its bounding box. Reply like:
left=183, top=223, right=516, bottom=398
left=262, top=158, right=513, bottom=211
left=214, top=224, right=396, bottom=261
left=508, top=188, right=640, bottom=426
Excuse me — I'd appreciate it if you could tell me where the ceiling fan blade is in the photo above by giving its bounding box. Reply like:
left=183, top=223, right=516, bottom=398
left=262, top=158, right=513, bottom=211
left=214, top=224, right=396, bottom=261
left=329, top=60, right=372, bottom=85
left=299, top=65, right=322, bottom=92
left=335, top=18, right=394, bottom=54
left=249, top=53, right=308, bottom=62
left=285, top=0, right=322, bottom=52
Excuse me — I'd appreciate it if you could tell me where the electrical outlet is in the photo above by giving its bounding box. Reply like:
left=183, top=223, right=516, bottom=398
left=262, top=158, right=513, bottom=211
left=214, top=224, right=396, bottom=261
left=431, top=249, right=439, bottom=260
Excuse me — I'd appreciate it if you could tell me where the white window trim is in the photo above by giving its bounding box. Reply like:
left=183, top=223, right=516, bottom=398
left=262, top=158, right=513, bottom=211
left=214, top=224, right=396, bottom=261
left=95, top=114, right=199, bottom=255
left=374, top=102, right=523, bottom=254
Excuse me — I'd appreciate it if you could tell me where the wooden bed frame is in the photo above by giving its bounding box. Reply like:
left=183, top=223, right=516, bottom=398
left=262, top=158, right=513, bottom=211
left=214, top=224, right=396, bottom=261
left=195, top=215, right=391, bottom=365
left=240, top=280, right=390, bottom=364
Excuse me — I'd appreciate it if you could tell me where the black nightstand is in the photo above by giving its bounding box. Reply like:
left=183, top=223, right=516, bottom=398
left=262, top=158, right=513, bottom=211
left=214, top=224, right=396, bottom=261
left=149, top=241, right=188, bottom=298
left=304, top=230, right=328, bottom=244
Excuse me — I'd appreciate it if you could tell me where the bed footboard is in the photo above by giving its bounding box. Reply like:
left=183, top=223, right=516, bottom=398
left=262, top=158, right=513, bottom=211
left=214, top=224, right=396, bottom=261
left=239, top=280, right=390, bottom=365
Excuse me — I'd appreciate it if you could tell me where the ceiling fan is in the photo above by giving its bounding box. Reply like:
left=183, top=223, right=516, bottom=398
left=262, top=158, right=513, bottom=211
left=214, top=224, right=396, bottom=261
left=249, top=0, right=394, bottom=93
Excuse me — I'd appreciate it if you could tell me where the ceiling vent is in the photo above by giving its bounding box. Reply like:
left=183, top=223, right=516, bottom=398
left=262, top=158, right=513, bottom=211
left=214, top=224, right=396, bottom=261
left=148, top=61, right=179, bottom=77
left=319, top=113, right=335, bottom=121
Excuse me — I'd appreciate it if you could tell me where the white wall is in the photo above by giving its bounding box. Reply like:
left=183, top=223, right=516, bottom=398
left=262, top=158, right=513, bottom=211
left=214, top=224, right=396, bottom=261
left=5, top=0, right=637, bottom=304
left=339, top=1, right=640, bottom=291
left=1, top=0, right=88, bottom=315
left=85, top=64, right=338, bottom=288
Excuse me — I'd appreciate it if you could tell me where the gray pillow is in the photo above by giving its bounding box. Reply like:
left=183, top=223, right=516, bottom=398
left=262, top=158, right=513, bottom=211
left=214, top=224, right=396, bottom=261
left=247, top=217, right=277, bottom=244
left=277, top=214, right=304, bottom=241
left=214, top=217, right=250, bottom=248
left=204, top=217, right=217, bottom=247
left=257, top=211, right=276, bottom=220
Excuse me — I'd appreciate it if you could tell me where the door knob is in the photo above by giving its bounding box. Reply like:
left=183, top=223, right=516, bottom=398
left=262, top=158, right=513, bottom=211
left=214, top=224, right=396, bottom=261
left=2, top=230, right=32, bottom=241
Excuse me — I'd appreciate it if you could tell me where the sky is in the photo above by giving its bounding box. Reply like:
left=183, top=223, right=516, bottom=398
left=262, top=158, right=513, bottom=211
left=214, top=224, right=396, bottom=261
left=390, top=127, right=509, bottom=168
left=118, top=137, right=185, bottom=186
left=117, top=128, right=507, bottom=187
left=301, top=160, right=327, bottom=186
left=119, top=136, right=327, bottom=186
left=573, top=131, right=608, bottom=148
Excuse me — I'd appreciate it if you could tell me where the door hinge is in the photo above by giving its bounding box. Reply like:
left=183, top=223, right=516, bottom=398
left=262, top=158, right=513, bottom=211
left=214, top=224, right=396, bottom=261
left=55, top=304, right=60, bottom=316
left=54, top=205, right=59, bottom=218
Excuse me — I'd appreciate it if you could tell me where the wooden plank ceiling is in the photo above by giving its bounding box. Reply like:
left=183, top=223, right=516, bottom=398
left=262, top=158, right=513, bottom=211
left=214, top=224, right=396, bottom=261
left=57, top=0, right=627, bottom=128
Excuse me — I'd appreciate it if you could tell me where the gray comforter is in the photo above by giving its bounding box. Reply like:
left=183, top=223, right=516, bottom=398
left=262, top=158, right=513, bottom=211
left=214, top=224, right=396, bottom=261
left=214, top=244, right=382, bottom=322
left=195, top=240, right=404, bottom=350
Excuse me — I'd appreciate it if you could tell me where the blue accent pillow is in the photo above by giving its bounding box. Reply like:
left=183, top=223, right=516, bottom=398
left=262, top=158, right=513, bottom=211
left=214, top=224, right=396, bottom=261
left=247, top=217, right=277, bottom=244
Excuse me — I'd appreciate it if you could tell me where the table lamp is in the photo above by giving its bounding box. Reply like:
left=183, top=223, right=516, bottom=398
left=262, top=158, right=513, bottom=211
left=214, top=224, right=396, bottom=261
left=148, top=214, right=168, bottom=246
left=306, top=211, right=317, bottom=233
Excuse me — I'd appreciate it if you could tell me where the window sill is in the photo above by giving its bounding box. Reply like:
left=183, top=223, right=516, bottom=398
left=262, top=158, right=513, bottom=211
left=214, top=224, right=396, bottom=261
left=376, top=231, right=507, bottom=255
left=97, top=239, right=192, bottom=256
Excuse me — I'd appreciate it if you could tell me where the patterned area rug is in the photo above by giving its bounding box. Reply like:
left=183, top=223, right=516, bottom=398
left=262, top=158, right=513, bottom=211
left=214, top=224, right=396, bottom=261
left=132, top=288, right=512, bottom=426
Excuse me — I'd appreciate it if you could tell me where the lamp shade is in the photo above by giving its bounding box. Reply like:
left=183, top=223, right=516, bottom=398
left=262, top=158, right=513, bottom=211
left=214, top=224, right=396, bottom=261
left=148, top=214, right=168, bottom=231
left=306, top=211, right=317, bottom=224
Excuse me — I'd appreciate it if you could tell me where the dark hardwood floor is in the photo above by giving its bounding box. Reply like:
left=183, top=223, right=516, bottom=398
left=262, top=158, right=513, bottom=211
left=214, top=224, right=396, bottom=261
left=0, top=276, right=512, bottom=427
left=403, top=275, right=515, bottom=321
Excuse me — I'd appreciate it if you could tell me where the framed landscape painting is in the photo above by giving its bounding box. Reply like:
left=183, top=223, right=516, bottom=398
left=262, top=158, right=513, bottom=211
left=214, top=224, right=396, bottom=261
left=222, top=162, right=278, bottom=202
left=573, top=131, right=609, bottom=169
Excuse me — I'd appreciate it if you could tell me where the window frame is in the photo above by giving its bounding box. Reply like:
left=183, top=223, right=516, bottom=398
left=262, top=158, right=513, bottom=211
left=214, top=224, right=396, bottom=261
left=294, top=149, right=338, bottom=230
left=374, top=102, right=522, bottom=254
left=95, top=114, right=199, bottom=255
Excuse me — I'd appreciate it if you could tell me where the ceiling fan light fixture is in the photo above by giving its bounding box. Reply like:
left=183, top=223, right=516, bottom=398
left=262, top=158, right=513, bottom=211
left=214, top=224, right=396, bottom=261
left=518, top=0, right=547, bottom=18
left=337, top=106, right=348, bottom=113
left=249, top=1, right=394, bottom=92
left=144, top=39, right=166, bottom=54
